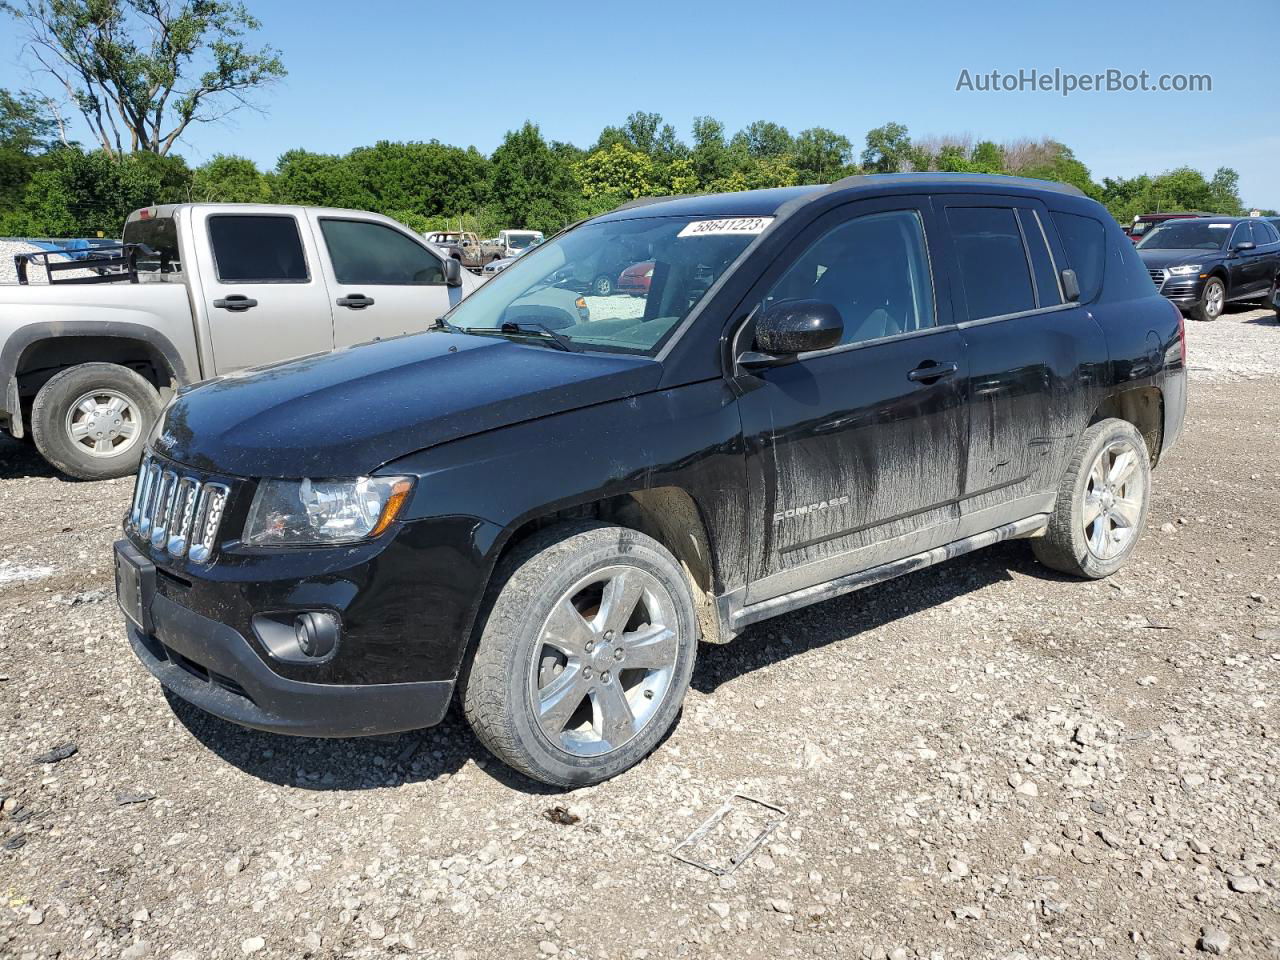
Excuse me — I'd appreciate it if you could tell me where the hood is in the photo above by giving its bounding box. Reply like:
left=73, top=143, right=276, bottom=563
left=1137, top=248, right=1221, bottom=270
left=154, top=331, right=661, bottom=478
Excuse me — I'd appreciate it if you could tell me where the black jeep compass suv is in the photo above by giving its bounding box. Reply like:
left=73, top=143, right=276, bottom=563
left=115, top=173, right=1187, bottom=787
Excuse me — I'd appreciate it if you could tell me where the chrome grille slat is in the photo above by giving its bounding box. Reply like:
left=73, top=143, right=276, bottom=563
left=128, top=453, right=228, bottom=564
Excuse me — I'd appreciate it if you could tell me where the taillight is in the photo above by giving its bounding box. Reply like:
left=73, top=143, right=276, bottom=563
left=1175, top=301, right=1186, bottom=365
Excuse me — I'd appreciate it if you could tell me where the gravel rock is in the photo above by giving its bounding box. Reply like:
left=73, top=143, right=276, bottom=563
left=1199, top=927, right=1230, bottom=954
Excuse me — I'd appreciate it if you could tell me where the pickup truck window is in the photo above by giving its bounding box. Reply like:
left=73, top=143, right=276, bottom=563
left=122, top=216, right=182, bottom=274
left=209, top=215, right=309, bottom=283
left=763, top=210, right=935, bottom=347
left=320, top=219, right=444, bottom=285
left=1052, top=212, right=1106, bottom=303
left=947, top=207, right=1036, bottom=320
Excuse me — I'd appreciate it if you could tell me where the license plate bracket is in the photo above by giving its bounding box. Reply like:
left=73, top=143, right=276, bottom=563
left=114, top=540, right=156, bottom=635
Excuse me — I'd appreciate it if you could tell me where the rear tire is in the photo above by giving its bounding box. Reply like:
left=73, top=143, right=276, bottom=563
left=460, top=522, right=698, bottom=787
left=1190, top=276, right=1225, bottom=322
left=1032, top=418, right=1151, bottom=579
left=592, top=275, right=614, bottom=296
left=31, top=363, right=161, bottom=480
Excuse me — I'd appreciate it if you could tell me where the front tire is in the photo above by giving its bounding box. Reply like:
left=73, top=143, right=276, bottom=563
left=461, top=522, right=698, bottom=787
left=1032, top=418, right=1152, bottom=579
left=31, top=363, right=161, bottom=480
left=591, top=275, right=614, bottom=296
left=1190, top=276, right=1225, bottom=322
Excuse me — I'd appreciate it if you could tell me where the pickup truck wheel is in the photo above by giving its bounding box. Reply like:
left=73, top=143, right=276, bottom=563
left=1190, top=277, right=1225, bottom=322
left=1032, top=418, right=1151, bottom=579
left=461, top=522, right=697, bottom=787
left=31, top=363, right=161, bottom=481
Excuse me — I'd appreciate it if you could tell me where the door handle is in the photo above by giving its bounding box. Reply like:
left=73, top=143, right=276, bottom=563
left=908, top=360, right=958, bottom=383
left=212, top=295, right=258, bottom=312
left=336, top=294, right=375, bottom=309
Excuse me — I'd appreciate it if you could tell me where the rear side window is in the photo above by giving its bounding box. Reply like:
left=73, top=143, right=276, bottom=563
left=122, top=215, right=181, bottom=274
left=946, top=207, right=1036, bottom=320
left=320, top=219, right=444, bottom=285
left=208, top=215, right=309, bottom=283
left=1250, top=220, right=1278, bottom=245
left=1051, top=212, right=1106, bottom=303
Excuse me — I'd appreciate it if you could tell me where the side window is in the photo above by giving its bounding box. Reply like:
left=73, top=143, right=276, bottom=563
left=319, top=219, right=445, bottom=285
left=762, top=209, right=935, bottom=347
left=1228, top=223, right=1251, bottom=250
left=1249, top=220, right=1277, bottom=245
left=208, top=215, right=308, bottom=283
left=946, top=207, right=1036, bottom=320
left=1050, top=212, right=1106, bottom=303
left=1017, top=209, right=1062, bottom=307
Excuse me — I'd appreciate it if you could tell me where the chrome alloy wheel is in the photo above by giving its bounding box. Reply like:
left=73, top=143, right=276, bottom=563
left=528, top=565, right=679, bottom=757
left=1081, top=438, right=1147, bottom=561
left=64, top=389, right=141, bottom=458
left=1204, top=280, right=1225, bottom=319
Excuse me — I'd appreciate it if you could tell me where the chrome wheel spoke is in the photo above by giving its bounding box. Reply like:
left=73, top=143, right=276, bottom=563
left=104, top=396, right=128, bottom=416
left=619, top=623, right=677, bottom=669
left=1089, top=516, right=1112, bottom=557
left=597, top=568, right=644, bottom=636
left=592, top=680, right=636, bottom=749
left=77, top=398, right=98, bottom=416
left=537, top=663, right=589, bottom=733
left=1082, top=493, right=1105, bottom=527
left=70, top=421, right=91, bottom=439
left=93, top=437, right=113, bottom=454
left=1108, top=450, right=1137, bottom=487
left=116, top=420, right=137, bottom=437
left=1111, top=497, right=1142, bottom=528
left=542, top=596, right=596, bottom=657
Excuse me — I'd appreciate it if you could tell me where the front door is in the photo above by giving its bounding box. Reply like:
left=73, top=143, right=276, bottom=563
left=310, top=215, right=462, bottom=348
left=734, top=197, right=969, bottom=604
left=189, top=210, right=335, bottom=374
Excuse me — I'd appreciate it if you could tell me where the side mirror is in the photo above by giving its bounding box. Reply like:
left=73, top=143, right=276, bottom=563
left=442, top=257, right=463, bottom=287
left=1234, top=240, right=1256, bottom=253
left=741, top=300, right=843, bottom=369
left=1060, top=268, right=1081, bottom=303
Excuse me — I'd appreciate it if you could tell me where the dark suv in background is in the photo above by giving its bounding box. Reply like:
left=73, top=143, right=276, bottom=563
left=116, top=173, right=1186, bottom=787
left=1137, top=216, right=1280, bottom=321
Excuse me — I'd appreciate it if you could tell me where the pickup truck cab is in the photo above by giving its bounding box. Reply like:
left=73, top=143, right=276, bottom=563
left=1, top=203, right=479, bottom=479
left=115, top=174, right=1186, bottom=787
left=489, top=229, right=544, bottom=259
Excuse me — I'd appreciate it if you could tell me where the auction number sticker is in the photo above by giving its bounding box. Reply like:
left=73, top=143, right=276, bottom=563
left=677, top=217, right=774, bottom=238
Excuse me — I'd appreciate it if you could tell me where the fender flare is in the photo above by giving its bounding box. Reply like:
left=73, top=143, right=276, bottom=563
left=1, top=320, right=191, bottom=437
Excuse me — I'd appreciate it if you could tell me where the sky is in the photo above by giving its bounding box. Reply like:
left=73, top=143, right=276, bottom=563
left=2, top=0, right=1277, bottom=209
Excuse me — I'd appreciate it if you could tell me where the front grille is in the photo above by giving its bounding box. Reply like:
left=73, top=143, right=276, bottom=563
left=130, top=454, right=229, bottom=563
left=1147, top=268, right=1166, bottom=287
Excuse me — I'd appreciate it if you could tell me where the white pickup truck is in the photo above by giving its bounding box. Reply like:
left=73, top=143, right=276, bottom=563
left=1, top=203, right=481, bottom=479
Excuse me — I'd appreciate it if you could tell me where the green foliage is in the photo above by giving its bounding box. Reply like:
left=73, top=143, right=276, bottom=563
left=2, top=0, right=285, bottom=156
left=792, top=127, right=853, bottom=184
left=577, top=143, right=656, bottom=200
left=1101, top=166, right=1245, bottom=222
left=191, top=154, right=270, bottom=202
left=488, top=121, right=580, bottom=234
left=861, top=122, right=913, bottom=174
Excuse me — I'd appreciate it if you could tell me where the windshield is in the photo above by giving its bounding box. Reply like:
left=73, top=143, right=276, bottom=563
left=1137, top=221, right=1232, bottom=251
left=506, top=233, right=539, bottom=249
left=445, top=216, right=766, bottom=355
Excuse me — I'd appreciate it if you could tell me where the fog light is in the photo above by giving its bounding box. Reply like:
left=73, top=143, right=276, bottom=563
left=294, top=611, right=339, bottom=658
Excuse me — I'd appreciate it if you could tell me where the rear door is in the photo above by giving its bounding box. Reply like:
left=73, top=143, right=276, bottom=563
left=734, top=195, right=970, bottom=603
left=310, top=215, right=461, bottom=348
left=1226, top=222, right=1263, bottom=296
left=189, top=210, right=335, bottom=375
left=939, top=197, right=1108, bottom=537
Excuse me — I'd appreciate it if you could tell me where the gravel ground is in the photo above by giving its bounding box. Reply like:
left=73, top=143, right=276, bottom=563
left=1, top=308, right=1278, bottom=960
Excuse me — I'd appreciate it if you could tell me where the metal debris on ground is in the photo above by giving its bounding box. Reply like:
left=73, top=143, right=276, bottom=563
left=670, top=793, right=788, bottom=876
left=32, top=743, right=77, bottom=764
left=543, top=805, right=580, bottom=826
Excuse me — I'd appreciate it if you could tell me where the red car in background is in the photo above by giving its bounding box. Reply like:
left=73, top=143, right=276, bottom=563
left=618, top=260, right=655, bottom=296
left=1126, top=212, right=1212, bottom=244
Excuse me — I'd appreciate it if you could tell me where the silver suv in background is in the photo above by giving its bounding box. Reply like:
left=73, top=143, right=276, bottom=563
left=0, top=204, right=480, bottom=479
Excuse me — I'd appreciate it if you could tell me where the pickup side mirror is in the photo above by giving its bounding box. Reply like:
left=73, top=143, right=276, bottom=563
left=1060, top=268, right=1081, bottom=303
left=442, top=257, right=463, bottom=287
left=740, top=300, right=843, bottom=369
left=1234, top=240, right=1256, bottom=253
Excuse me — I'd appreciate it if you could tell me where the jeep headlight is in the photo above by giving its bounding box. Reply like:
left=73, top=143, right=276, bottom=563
left=1167, top=264, right=1202, bottom=276
left=244, top=476, right=414, bottom=547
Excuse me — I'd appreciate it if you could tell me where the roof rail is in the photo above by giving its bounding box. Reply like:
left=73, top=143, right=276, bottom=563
left=826, top=172, right=1087, bottom=198
left=610, top=194, right=703, bottom=213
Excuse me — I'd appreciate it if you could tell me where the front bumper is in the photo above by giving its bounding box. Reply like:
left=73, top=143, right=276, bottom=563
left=121, top=542, right=454, bottom=737
left=1150, top=269, right=1207, bottom=307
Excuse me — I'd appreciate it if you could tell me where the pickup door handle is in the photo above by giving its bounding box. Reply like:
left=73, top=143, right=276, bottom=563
left=907, top=360, right=959, bottom=383
left=336, top=294, right=375, bottom=309
left=212, top=295, right=258, bottom=312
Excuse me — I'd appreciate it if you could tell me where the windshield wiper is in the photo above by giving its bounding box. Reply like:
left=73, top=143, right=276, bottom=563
left=431, top=316, right=463, bottom=333
left=497, top=321, right=579, bottom=352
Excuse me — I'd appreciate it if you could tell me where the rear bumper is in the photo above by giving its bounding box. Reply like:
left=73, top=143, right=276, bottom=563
left=126, top=588, right=454, bottom=738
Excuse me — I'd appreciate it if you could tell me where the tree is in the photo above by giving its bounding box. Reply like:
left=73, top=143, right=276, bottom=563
left=191, top=153, right=268, bottom=202
left=488, top=121, right=580, bottom=234
left=271, top=149, right=368, bottom=208
left=1, top=88, right=59, bottom=212
left=3, top=0, right=285, bottom=157
left=861, top=122, right=913, bottom=174
left=690, top=116, right=733, bottom=188
left=576, top=143, right=656, bottom=200
left=792, top=126, right=853, bottom=183
left=738, top=120, right=793, bottom=159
